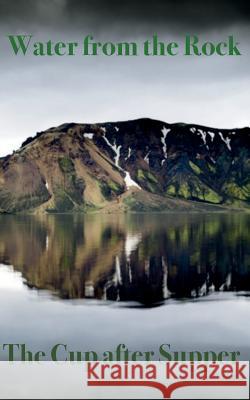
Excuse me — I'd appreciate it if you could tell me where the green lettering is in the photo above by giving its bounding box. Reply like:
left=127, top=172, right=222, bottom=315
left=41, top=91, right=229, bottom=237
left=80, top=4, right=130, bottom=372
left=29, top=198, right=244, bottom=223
left=159, top=344, right=172, bottom=361
left=228, top=35, right=241, bottom=55
left=185, top=35, right=201, bottom=56
left=51, top=344, right=67, bottom=361
left=8, top=35, right=32, bottom=55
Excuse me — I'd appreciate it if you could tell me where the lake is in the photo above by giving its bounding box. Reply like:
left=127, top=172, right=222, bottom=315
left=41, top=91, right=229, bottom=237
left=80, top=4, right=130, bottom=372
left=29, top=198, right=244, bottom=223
left=0, top=213, right=249, bottom=360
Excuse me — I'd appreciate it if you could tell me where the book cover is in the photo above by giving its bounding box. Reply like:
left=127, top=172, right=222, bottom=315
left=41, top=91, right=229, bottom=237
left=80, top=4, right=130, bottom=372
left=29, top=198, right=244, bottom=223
left=0, top=1, right=249, bottom=399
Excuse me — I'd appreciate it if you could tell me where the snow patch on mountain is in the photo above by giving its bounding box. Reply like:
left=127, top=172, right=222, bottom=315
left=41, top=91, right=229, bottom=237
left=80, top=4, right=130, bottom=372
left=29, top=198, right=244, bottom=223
left=208, top=131, right=215, bottom=141
left=219, top=132, right=231, bottom=151
left=126, top=147, right=132, bottom=160
left=124, top=171, right=141, bottom=190
left=144, top=152, right=150, bottom=164
left=103, top=135, right=122, bottom=168
left=198, top=129, right=207, bottom=145
left=189, top=127, right=234, bottom=151
left=84, top=133, right=94, bottom=139
left=114, top=145, right=122, bottom=167
left=161, top=126, right=170, bottom=159
left=103, top=134, right=141, bottom=189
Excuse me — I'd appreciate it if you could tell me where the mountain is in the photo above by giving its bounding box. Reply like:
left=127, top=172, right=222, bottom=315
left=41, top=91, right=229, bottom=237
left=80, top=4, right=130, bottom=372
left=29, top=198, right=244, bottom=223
left=0, top=118, right=249, bottom=213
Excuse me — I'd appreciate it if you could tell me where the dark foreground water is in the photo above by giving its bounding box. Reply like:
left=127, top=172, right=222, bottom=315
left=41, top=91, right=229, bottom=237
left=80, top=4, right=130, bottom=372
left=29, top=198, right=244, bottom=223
left=0, top=213, right=249, bottom=360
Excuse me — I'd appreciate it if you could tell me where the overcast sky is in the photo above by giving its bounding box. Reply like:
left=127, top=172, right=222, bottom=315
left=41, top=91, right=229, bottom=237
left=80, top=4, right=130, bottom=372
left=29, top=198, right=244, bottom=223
left=0, top=0, right=250, bottom=156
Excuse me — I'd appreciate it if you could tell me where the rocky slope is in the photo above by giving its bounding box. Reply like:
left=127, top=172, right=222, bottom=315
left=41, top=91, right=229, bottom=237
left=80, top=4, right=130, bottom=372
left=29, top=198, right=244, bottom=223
left=0, top=118, right=249, bottom=213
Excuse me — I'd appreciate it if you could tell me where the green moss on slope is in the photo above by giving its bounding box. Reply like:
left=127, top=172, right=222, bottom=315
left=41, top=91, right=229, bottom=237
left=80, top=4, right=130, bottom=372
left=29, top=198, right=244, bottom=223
left=223, top=182, right=250, bottom=201
left=58, top=157, right=75, bottom=174
left=137, top=169, right=159, bottom=193
left=0, top=186, right=50, bottom=213
left=99, top=180, right=123, bottom=200
left=189, top=161, right=201, bottom=175
left=57, top=157, right=85, bottom=207
left=166, top=179, right=222, bottom=204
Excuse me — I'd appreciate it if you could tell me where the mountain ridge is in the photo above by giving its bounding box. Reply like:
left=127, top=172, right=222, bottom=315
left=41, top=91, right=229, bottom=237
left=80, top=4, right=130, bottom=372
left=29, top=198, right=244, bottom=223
left=0, top=118, right=249, bottom=213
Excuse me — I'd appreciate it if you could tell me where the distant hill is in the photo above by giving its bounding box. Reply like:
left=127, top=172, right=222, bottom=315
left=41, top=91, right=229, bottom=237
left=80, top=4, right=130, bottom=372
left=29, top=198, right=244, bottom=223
left=0, top=118, right=249, bottom=213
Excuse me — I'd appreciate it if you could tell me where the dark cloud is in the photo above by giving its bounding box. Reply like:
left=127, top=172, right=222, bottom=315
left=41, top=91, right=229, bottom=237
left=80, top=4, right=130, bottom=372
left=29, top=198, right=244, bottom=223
left=0, top=0, right=250, bottom=33
left=64, top=0, right=250, bottom=30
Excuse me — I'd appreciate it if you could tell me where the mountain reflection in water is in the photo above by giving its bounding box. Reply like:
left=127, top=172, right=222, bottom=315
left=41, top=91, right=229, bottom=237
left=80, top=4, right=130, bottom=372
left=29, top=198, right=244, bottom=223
left=0, top=213, right=249, bottom=305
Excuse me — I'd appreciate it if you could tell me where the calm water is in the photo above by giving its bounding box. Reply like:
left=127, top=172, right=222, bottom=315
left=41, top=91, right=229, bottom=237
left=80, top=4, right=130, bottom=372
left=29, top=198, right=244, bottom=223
left=0, top=213, right=249, bottom=360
